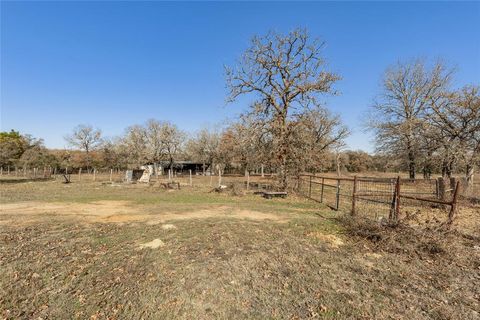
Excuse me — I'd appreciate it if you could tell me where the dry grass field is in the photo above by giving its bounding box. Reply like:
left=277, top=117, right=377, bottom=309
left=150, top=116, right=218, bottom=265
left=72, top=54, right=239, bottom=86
left=1, top=178, right=479, bottom=319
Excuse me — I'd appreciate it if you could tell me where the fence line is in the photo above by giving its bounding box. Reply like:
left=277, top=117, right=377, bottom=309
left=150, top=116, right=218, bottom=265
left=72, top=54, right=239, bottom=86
left=297, top=174, right=461, bottom=224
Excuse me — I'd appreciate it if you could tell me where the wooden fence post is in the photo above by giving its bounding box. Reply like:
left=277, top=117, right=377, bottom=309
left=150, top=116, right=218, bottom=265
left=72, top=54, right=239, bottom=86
left=448, top=181, right=460, bottom=225
left=335, top=179, right=341, bottom=211
left=110, top=169, right=113, bottom=182
left=351, top=176, right=357, bottom=215
left=389, top=176, right=401, bottom=223
left=189, top=169, right=192, bottom=186
left=7, top=166, right=10, bottom=175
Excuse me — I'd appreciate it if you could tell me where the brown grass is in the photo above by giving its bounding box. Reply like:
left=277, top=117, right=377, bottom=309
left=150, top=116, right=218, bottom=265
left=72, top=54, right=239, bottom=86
left=1, top=179, right=479, bottom=319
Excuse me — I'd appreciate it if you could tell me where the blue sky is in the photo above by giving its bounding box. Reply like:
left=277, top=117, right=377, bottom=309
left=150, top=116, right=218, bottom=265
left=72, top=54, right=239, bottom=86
left=1, top=1, right=479, bottom=152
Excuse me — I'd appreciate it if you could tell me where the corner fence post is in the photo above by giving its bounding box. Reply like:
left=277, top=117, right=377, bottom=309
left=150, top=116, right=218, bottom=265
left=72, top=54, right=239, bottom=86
left=351, top=176, right=357, bottom=215
left=390, top=176, right=401, bottom=223
left=448, top=181, right=460, bottom=225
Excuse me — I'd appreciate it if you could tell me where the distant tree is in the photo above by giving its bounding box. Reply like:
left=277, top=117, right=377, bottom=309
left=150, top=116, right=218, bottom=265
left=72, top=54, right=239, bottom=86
left=367, top=59, right=454, bottom=179
left=0, top=130, right=28, bottom=167
left=122, top=125, right=148, bottom=168
left=159, top=122, right=186, bottom=170
left=344, top=150, right=374, bottom=173
left=18, top=143, right=58, bottom=169
left=186, top=128, right=221, bottom=175
left=290, top=106, right=349, bottom=177
left=65, top=125, right=102, bottom=170
left=226, top=28, right=342, bottom=189
left=144, top=119, right=164, bottom=164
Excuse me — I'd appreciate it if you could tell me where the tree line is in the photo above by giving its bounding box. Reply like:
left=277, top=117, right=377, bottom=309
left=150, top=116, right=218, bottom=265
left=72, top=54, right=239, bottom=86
left=1, top=28, right=478, bottom=189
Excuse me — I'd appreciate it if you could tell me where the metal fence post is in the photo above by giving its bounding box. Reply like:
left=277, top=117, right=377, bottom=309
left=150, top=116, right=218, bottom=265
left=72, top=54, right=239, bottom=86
left=335, top=179, right=341, bottom=211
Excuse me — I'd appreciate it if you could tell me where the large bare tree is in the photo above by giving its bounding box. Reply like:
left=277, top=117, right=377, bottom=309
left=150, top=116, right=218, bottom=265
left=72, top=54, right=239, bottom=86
left=226, top=28, right=341, bottom=189
left=368, top=59, right=454, bottom=179
left=65, top=124, right=102, bottom=170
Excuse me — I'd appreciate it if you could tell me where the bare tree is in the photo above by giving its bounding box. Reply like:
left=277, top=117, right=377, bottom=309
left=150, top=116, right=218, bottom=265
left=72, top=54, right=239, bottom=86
left=144, top=119, right=164, bottom=164
left=122, top=124, right=147, bottom=168
left=186, top=128, right=221, bottom=175
left=367, top=59, right=454, bottom=179
left=159, top=122, right=186, bottom=170
left=226, top=28, right=341, bottom=189
left=428, top=85, right=480, bottom=183
left=65, top=125, right=102, bottom=171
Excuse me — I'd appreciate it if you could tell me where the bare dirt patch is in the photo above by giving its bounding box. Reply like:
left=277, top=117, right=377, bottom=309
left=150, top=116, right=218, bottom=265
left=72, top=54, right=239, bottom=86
left=0, top=201, right=290, bottom=225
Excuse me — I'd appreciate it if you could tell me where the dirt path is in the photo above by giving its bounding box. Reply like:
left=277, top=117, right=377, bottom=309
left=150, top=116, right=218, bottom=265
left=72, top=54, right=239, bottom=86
left=0, top=201, right=291, bottom=225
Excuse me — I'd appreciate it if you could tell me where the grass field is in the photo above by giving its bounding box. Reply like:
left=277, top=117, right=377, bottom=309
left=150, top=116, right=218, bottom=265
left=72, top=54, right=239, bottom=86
left=1, top=178, right=479, bottom=319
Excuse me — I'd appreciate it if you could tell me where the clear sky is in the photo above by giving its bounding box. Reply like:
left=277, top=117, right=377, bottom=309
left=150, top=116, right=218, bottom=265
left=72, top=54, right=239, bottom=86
left=1, top=1, right=479, bottom=152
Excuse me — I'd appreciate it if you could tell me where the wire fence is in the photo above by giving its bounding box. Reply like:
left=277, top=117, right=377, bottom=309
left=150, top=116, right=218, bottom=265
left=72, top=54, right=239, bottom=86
left=297, top=174, right=461, bottom=224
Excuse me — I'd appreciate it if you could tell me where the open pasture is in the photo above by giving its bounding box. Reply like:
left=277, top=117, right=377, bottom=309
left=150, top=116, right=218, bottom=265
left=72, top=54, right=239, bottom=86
left=1, top=178, right=479, bottom=319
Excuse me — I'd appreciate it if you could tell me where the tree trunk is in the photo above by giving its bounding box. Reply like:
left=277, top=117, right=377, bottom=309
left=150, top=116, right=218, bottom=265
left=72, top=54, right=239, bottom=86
left=408, top=150, right=416, bottom=180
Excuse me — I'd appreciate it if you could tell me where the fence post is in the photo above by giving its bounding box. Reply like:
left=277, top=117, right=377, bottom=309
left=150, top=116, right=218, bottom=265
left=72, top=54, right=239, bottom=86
left=110, top=169, right=113, bottom=182
left=351, top=176, right=357, bottom=215
left=448, top=181, right=460, bottom=225
left=189, top=169, right=192, bottom=186
left=335, top=179, right=341, bottom=211
left=246, top=171, right=250, bottom=190
left=320, top=177, right=325, bottom=203
left=7, top=166, right=10, bottom=175
left=389, top=176, right=401, bottom=223
left=308, top=175, right=312, bottom=198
